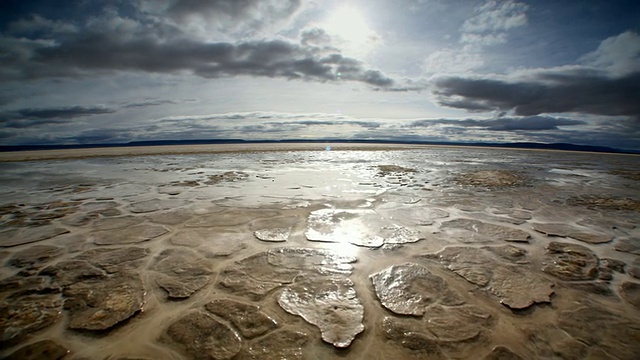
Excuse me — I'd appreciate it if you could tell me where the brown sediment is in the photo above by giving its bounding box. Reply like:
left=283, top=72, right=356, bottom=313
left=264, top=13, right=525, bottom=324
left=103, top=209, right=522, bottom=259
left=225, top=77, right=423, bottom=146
left=610, top=169, right=640, bottom=181
left=567, top=195, right=640, bottom=211
left=0, top=146, right=639, bottom=359
left=455, top=169, right=528, bottom=187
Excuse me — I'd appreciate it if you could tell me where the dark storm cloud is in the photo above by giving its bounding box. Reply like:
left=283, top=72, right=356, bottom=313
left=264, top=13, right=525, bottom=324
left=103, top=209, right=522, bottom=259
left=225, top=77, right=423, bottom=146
left=2, top=118, right=80, bottom=129
left=13, top=106, right=115, bottom=119
left=4, top=33, right=395, bottom=87
left=0, top=105, right=115, bottom=128
left=434, top=69, right=640, bottom=118
left=0, top=100, right=180, bottom=129
left=0, top=0, right=397, bottom=89
left=408, top=116, right=586, bottom=131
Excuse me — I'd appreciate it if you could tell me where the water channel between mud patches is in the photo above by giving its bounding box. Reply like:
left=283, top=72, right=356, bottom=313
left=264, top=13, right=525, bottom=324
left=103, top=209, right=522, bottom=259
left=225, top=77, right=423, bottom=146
left=0, top=146, right=639, bottom=359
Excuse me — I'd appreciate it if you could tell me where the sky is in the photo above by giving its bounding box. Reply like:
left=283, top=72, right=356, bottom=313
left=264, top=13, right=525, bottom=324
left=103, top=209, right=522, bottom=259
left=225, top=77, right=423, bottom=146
left=0, top=0, right=639, bottom=150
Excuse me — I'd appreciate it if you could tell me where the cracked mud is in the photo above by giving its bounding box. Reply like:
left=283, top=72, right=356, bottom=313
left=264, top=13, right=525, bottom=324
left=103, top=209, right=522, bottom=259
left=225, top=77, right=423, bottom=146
left=0, top=147, right=639, bottom=359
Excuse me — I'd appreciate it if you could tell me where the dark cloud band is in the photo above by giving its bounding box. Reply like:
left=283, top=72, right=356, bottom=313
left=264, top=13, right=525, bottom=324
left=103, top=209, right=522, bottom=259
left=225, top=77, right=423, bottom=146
left=2, top=34, right=396, bottom=88
left=0, top=105, right=115, bottom=128
left=434, top=69, right=640, bottom=119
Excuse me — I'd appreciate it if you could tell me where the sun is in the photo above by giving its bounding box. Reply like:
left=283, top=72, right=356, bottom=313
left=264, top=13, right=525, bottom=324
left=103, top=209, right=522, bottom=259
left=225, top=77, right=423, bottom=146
left=324, top=6, right=375, bottom=47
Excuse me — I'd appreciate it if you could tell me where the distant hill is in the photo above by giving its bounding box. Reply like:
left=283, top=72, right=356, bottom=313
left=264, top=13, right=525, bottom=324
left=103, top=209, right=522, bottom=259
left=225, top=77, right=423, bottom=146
left=0, top=139, right=637, bottom=154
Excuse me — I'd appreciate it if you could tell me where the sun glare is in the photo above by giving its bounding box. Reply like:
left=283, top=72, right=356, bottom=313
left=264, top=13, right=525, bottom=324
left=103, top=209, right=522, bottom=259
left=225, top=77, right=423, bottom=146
left=324, top=6, right=374, bottom=47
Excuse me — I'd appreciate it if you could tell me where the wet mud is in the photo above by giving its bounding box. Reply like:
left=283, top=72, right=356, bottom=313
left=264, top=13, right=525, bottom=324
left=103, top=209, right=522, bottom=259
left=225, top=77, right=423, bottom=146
left=0, top=147, right=639, bottom=359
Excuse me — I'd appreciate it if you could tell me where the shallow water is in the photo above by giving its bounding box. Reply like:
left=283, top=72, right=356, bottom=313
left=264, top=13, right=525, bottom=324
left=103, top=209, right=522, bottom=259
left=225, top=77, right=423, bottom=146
left=0, top=147, right=639, bottom=359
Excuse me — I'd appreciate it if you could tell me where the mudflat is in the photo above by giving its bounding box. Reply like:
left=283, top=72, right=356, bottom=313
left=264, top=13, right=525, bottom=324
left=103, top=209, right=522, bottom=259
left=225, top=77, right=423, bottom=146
left=0, top=143, right=432, bottom=162
left=0, top=146, right=639, bottom=359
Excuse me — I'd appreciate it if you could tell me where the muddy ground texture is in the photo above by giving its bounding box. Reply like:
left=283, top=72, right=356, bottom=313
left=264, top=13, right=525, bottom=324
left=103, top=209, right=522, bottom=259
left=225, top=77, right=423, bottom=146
left=0, top=150, right=639, bottom=360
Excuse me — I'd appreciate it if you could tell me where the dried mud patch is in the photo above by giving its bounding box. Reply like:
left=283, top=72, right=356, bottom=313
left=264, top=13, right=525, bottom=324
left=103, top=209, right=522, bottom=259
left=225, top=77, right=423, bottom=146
left=610, top=169, right=640, bottom=181
left=0, top=201, right=80, bottom=228
left=375, top=165, right=418, bottom=176
left=204, top=171, right=249, bottom=185
left=455, top=170, right=528, bottom=188
left=567, top=195, right=640, bottom=211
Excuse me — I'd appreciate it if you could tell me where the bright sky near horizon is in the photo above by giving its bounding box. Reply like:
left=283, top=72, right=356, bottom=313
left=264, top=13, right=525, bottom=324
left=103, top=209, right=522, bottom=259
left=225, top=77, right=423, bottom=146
left=0, top=0, right=639, bottom=150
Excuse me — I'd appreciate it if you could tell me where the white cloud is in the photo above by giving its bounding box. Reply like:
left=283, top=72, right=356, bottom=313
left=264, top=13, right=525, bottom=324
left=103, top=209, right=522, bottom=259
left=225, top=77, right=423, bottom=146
left=461, top=0, right=528, bottom=34
left=423, top=47, right=484, bottom=74
left=423, top=0, right=528, bottom=75
left=460, top=32, right=507, bottom=46
left=137, top=0, right=303, bottom=40
left=581, top=31, right=640, bottom=77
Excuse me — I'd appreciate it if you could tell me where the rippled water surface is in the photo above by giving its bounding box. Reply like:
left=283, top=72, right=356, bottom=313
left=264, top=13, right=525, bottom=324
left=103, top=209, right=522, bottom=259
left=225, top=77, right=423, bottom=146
left=1, top=147, right=639, bottom=359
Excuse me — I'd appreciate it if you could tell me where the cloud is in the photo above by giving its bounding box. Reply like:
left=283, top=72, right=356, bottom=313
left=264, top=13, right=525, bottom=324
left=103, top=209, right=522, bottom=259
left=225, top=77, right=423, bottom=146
left=162, top=0, right=301, bottom=35
left=60, top=111, right=385, bottom=144
left=0, top=99, right=195, bottom=129
left=433, top=67, right=640, bottom=118
left=263, top=119, right=383, bottom=129
left=0, top=1, right=410, bottom=91
left=423, top=48, right=484, bottom=75
left=0, top=105, right=115, bottom=128
left=167, top=0, right=297, bottom=18
left=121, top=99, right=184, bottom=108
left=1, top=119, right=74, bottom=129
left=0, top=35, right=57, bottom=80
left=461, top=0, right=528, bottom=35
left=407, top=116, right=586, bottom=131
left=68, top=128, right=134, bottom=144
left=300, top=27, right=333, bottom=47
left=151, top=112, right=592, bottom=145
left=2, top=109, right=637, bottom=150
left=157, top=111, right=355, bottom=124
left=2, top=13, right=396, bottom=88
left=151, top=111, right=386, bottom=139
left=581, top=31, right=640, bottom=77
left=424, top=0, right=528, bottom=74
left=431, top=31, right=640, bottom=119
left=7, top=14, right=79, bottom=36
left=13, top=106, right=115, bottom=119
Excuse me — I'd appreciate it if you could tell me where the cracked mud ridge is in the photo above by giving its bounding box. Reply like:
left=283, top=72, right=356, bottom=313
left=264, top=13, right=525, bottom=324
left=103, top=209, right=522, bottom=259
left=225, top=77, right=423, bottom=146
left=0, top=146, right=639, bottom=359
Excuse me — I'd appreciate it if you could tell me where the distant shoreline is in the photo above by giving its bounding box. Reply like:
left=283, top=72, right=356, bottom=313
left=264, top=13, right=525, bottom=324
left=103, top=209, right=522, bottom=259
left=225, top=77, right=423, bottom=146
left=0, top=142, right=637, bottom=162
